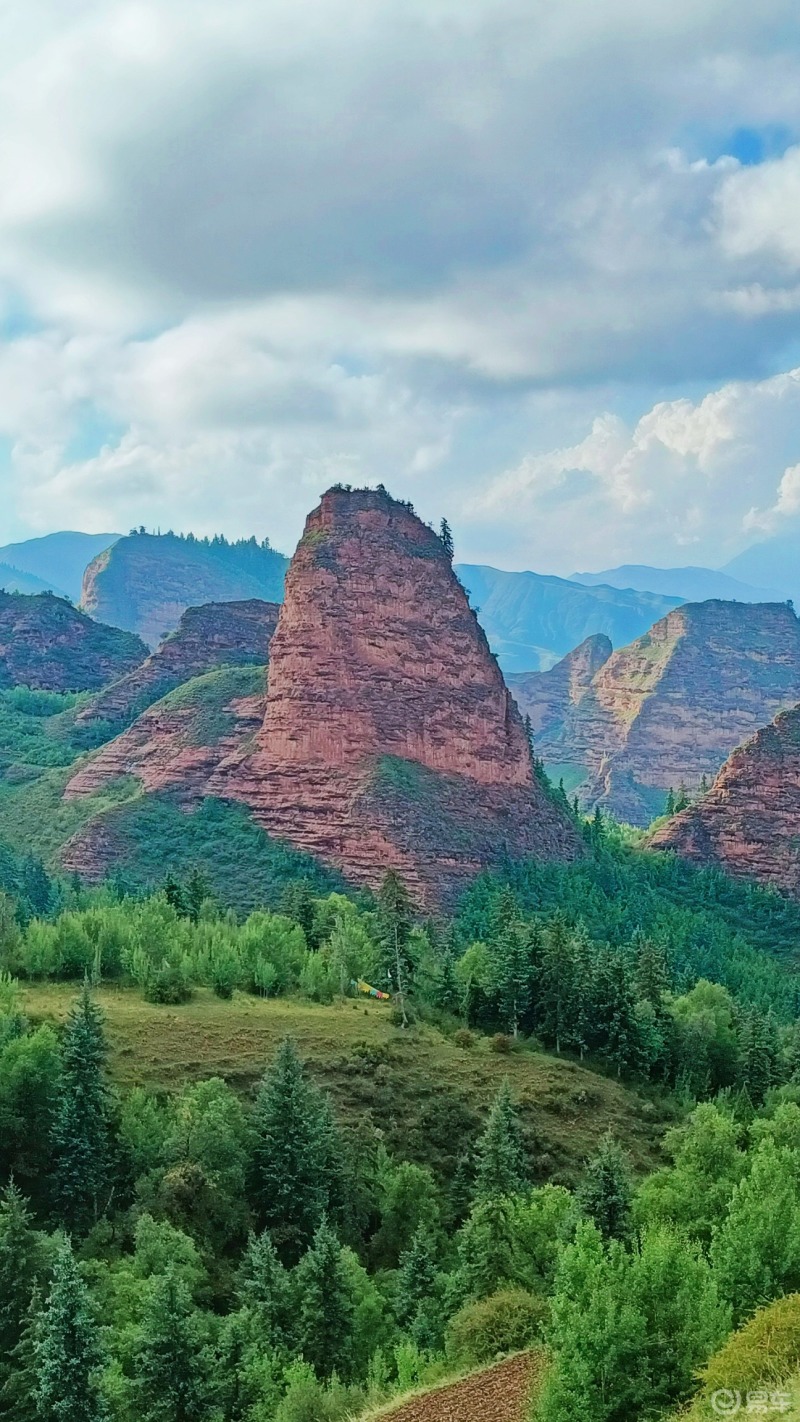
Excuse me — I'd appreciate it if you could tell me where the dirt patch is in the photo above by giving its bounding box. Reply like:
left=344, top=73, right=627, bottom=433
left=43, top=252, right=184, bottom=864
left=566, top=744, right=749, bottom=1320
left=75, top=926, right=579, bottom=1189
left=375, top=1351, right=545, bottom=1422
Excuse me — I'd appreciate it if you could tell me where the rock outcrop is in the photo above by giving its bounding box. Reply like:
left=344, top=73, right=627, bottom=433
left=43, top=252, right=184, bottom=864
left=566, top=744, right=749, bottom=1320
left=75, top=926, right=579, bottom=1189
left=650, top=706, right=800, bottom=898
left=0, top=591, right=147, bottom=693
left=513, top=600, right=800, bottom=826
left=219, top=487, right=582, bottom=901
left=509, top=634, right=612, bottom=738
left=81, top=531, right=287, bottom=647
left=76, top=599, right=280, bottom=734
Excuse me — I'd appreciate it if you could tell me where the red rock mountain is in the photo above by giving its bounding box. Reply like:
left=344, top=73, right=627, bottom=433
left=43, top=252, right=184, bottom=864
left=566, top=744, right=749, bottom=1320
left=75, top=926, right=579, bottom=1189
left=511, top=600, right=800, bottom=826
left=649, top=706, right=800, bottom=897
left=75, top=599, right=280, bottom=734
left=0, top=590, right=147, bottom=693
left=64, top=488, right=581, bottom=901
left=509, top=634, right=612, bottom=738
left=216, top=488, right=581, bottom=901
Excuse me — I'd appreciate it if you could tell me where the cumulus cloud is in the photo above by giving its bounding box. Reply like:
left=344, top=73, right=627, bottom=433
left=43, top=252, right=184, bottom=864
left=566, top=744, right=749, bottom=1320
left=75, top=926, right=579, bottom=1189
left=2, top=0, right=800, bottom=559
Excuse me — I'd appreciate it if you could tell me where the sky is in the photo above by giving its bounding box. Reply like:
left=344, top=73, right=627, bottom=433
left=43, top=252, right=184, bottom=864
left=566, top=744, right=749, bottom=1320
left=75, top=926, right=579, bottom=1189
left=3, top=1, right=800, bottom=573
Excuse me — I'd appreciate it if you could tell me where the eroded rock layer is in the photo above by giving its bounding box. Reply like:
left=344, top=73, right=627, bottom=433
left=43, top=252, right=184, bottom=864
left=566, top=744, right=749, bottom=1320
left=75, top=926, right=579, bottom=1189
left=0, top=591, right=147, bottom=693
left=516, top=601, right=800, bottom=826
left=75, top=599, right=279, bottom=734
left=218, top=488, right=581, bottom=901
left=649, top=706, right=800, bottom=898
left=509, top=634, right=612, bottom=738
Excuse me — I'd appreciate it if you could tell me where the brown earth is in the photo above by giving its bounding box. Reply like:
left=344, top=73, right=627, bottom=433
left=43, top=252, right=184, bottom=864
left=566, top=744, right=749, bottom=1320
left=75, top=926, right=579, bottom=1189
left=650, top=703, right=800, bottom=898
left=513, top=600, right=800, bottom=826
left=0, top=590, right=147, bottom=693
left=371, top=1352, right=544, bottom=1422
left=75, top=599, right=279, bottom=734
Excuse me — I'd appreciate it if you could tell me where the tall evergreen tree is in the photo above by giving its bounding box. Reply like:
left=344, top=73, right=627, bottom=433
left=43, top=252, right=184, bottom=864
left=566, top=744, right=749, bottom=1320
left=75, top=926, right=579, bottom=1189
left=377, top=871, right=413, bottom=1025
left=236, top=1229, right=291, bottom=1349
left=578, top=1134, right=633, bottom=1241
left=438, top=518, right=454, bottom=560
left=133, top=1269, right=211, bottom=1422
left=537, top=917, right=576, bottom=1053
left=34, top=1237, right=107, bottom=1422
left=474, top=1079, right=528, bottom=1200
left=51, top=985, right=113, bottom=1233
left=396, top=1225, right=442, bottom=1352
left=1, top=1282, right=41, bottom=1422
left=294, top=1220, right=355, bottom=1382
left=252, top=1039, right=342, bottom=1263
left=0, top=1182, right=42, bottom=1407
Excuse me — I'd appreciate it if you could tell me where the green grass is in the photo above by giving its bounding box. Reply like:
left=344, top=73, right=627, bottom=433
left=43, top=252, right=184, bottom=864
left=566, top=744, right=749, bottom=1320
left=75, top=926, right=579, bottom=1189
left=0, top=767, right=142, bottom=865
left=20, top=983, right=672, bottom=1185
left=158, top=665, right=266, bottom=745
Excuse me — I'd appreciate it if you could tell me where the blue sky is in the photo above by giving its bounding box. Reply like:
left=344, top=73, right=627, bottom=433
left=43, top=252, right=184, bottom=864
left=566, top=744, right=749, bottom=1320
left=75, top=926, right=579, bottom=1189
left=2, top=0, right=800, bottom=573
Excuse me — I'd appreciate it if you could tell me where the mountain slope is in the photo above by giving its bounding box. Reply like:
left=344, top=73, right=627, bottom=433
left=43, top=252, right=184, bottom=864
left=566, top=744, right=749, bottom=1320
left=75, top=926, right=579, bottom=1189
left=81, top=531, right=288, bottom=646
left=515, top=600, right=800, bottom=826
left=0, top=532, right=119, bottom=601
left=0, top=591, right=147, bottom=693
left=650, top=704, right=800, bottom=898
left=724, top=534, right=800, bottom=606
left=571, top=563, right=778, bottom=603
left=0, top=562, right=64, bottom=597
left=455, top=564, right=681, bottom=674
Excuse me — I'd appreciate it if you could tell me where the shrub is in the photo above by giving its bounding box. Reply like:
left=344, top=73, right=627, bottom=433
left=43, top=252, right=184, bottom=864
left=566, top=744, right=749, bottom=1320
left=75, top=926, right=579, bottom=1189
left=453, top=1029, right=475, bottom=1050
left=700, top=1293, right=800, bottom=1394
left=445, top=1287, right=548, bottom=1366
left=490, top=1034, right=514, bottom=1054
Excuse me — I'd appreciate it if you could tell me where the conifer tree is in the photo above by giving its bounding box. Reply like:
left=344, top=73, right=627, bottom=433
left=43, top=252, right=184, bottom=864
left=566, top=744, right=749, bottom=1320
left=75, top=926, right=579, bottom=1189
left=578, top=1133, right=633, bottom=1241
left=236, top=1229, right=291, bottom=1349
left=51, top=984, right=113, bottom=1233
left=294, top=1220, right=355, bottom=1381
left=34, top=1236, right=107, bottom=1422
left=162, top=874, right=187, bottom=917
left=133, top=1269, right=211, bottom=1422
left=737, top=1008, right=780, bottom=1106
left=396, top=1225, right=441, bottom=1352
left=185, top=868, right=210, bottom=924
left=634, top=937, right=670, bottom=1012
left=664, top=787, right=676, bottom=817
left=0, top=1182, right=42, bottom=1403
left=377, top=871, right=413, bottom=1024
left=1, top=1282, right=41, bottom=1422
left=474, top=1079, right=528, bottom=1200
left=439, top=518, right=454, bottom=560
left=589, top=949, right=646, bottom=1076
left=537, top=917, right=576, bottom=1053
left=252, top=1039, right=341, bottom=1263
left=492, top=923, right=532, bottom=1038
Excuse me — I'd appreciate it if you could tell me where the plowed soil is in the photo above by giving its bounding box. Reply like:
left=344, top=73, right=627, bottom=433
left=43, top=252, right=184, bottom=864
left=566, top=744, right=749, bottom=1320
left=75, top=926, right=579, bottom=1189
left=374, top=1351, right=545, bottom=1422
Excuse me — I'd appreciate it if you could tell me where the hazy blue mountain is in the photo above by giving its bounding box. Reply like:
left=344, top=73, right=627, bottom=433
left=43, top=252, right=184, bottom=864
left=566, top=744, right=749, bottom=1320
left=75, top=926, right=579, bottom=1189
left=0, top=531, right=120, bottom=602
left=723, top=537, right=800, bottom=607
left=571, top=563, right=778, bottom=604
left=455, top=564, right=681, bottom=674
left=0, top=562, right=63, bottom=596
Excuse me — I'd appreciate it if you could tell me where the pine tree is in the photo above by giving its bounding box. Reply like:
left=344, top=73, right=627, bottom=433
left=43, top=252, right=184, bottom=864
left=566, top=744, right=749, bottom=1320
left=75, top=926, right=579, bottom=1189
left=252, top=1039, right=341, bottom=1263
left=236, top=1230, right=291, bottom=1349
left=474, top=1079, right=528, bottom=1200
left=162, top=874, right=187, bottom=917
left=634, top=937, right=670, bottom=1012
left=0, top=1182, right=42, bottom=1404
left=34, top=1236, right=107, bottom=1422
left=294, top=1220, right=355, bottom=1381
left=737, top=1008, right=780, bottom=1106
left=664, top=788, right=676, bottom=817
left=51, top=984, right=113, bottom=1233
left=439, top=518, right=454, bottom=560
left=492, top=923, right=532, bottom=1038
left=1, top=1282, right=41, bottom=1422
left=377, top=871, right=413, bottom=1025
left=184, top=868, right=210, bottom=924
left=133, top=1269, right=211, bottom=1422
left=589, top=949, right=645, bottom=1076
left=578, top=1133, right=633, bottom=1241
left=536, top=916, right=576, bottom=1053
left=396, top=1225, right=441, bottom=1352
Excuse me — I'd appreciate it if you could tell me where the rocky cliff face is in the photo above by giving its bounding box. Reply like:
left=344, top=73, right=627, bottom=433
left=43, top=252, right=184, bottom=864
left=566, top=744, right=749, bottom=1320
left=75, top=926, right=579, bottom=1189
left=81, top=532, right=287, bottom=647
left=509, top=634, right=612, bottom=738
left=519, top=600, right=800, bottom=826
left=649, top=706, right=800, bottom=898
left=216, top=487, right=581, bottom=901
left=76, top=599, right=279, bottom=734
left=0, top=591, right=147, bottom=693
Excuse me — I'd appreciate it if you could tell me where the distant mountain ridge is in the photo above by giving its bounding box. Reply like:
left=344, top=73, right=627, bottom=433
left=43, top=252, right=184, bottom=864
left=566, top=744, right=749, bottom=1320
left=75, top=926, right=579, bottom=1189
left=571, top=563, right=780, bottom=604
left=454, top=564, right=681, bottom=674
left=0, top=532, right=119, bottom=601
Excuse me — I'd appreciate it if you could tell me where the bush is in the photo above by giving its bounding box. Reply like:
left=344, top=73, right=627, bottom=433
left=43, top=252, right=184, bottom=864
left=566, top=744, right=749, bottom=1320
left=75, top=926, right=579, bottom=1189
left=144, top=961, right=193, bottom=1004
left=700, top=1293, right=800, bottom=1394
left=445, top=1288, right=548, bottom=1366
left=453, top=1029, right=475, bottom=1050
left=489, top=1034, right=514, bottom=1054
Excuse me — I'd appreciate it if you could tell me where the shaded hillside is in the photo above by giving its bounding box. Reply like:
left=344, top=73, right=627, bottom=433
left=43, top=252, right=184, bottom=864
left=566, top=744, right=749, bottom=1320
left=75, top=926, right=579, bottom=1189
left=650, top=703, right=800, bottom=899
left=455, top=563, right=680, bottom=675
left=508, top=634, right=612, bottom=738
left=81, top=530, right=288, bottom=646
left=515, top=599, right=800, bottom=825
left=76, top=598, right=280, bottom=735
left=0, top=531, right=119, bottom=600
left=0, top=590, right=147, bottom=693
